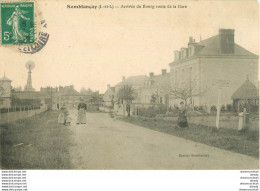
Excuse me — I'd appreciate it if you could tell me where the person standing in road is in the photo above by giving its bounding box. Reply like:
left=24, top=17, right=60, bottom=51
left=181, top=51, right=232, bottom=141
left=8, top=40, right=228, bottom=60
left=77, top=103, right=87, bottom=124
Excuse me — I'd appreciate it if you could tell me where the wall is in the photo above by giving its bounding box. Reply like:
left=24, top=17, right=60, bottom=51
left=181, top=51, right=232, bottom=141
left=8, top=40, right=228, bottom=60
left=0, top=106, right=48, bottom=124
left=200, top=57, right=258, bottom=107
left=169, top=56, right=258, bottom=108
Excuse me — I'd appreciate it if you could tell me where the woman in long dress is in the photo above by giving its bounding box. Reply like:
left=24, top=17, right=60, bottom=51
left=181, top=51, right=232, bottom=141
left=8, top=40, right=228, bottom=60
left=178, top=102, right=188, bottom=128
left=7, top=6, right=30, bottom=43
left=77, top=103, right=87, bottom=124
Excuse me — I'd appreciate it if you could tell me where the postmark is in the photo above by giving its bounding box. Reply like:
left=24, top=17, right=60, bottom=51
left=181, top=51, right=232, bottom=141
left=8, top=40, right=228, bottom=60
left=18, top=19, right=49, bottom=54
left=1, top=2, right=35, bottom=45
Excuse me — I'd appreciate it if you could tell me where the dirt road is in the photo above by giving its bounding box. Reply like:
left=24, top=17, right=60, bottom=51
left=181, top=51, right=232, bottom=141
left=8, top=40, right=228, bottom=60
left=68, top=110, right=259, bottom=169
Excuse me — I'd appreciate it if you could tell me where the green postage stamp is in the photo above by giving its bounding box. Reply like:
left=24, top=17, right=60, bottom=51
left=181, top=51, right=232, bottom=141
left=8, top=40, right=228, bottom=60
left=1, top=2, right=34, bottom=45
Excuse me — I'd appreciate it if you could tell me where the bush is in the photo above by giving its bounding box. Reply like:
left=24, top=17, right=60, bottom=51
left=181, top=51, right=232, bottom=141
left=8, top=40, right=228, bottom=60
left=226, top=104, right=232, bottom=112
left=210, top=105, right=217, bottom=113
left=221, top=105, right=226, bottom=112
left=138, top=104, right=167, bottom=118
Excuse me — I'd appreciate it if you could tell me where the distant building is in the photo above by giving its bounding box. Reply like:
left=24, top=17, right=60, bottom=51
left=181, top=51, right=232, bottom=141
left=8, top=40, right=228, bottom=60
left=169, top=29, right=258, bottom=109
left=0, top=75, right=12, bottom=109
left=114, top=75, right=148, bottom=104
left=53, top=85, right=92, bottom=110
left=103, top=84, right=115, bottom=107
left=139, top=69, right=171, bottom=106
left=111, top=71, right=170, bottom=107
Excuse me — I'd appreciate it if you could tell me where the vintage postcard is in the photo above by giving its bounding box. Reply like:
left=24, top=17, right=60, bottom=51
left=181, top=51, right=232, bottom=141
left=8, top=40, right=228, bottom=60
left=0, top=0, right=259, bottom=171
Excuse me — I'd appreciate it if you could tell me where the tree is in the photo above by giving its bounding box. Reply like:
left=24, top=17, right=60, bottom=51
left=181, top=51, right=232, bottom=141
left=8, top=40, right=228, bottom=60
left=117, top=85, right=137, bottom=117
left=80, top=87, right=93, bottom=95
left=170, top=78, right=207, bottom=106
left=90, top=91, right=100, bottom=104
left=117, top=85, right=136, bottom=103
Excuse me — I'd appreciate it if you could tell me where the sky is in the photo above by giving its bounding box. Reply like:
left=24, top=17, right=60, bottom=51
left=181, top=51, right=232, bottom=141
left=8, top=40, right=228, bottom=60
left=0, top=0, right=258, bottom=93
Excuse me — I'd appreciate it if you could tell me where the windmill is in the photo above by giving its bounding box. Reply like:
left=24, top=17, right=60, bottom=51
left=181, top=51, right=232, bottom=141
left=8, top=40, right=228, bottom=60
left=24, top=61, right=35, bottom=92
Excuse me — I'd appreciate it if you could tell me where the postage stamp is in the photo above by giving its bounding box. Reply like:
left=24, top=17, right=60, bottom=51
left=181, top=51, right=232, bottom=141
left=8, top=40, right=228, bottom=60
left=1, top=2, right=34, bottom=45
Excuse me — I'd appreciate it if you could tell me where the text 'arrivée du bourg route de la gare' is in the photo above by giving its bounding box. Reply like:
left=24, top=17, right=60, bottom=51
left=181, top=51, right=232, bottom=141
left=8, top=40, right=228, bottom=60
left=66, top=4, right=188, bottom=9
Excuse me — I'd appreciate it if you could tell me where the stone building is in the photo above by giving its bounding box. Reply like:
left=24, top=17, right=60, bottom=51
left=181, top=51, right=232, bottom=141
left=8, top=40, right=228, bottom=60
left=114, top=75, right=148, bottom=104
left=103, top=84, right=115, bottom=107
left=139, top=69, right=171, bottom=107
left=0, top=75, right=12, bottom=109
left=169, top=29, right=258, bottom=109
left=53, top=85, right=86, bottom=110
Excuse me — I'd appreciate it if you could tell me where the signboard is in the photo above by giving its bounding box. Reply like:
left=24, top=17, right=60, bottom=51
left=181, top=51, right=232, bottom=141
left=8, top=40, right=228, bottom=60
left=211, top=79, right=230, bottom=129
left=211, top=79, right=230, bottom=89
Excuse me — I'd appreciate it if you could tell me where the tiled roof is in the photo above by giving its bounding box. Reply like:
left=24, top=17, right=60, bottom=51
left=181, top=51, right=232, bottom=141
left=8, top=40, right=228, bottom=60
left=197, top=35, right=258, bottom=56
left=150, top=73, right=171, bottom=89
left=115, top=75, right=148, bottom=87
left=231, top=79, right=259, bottom=100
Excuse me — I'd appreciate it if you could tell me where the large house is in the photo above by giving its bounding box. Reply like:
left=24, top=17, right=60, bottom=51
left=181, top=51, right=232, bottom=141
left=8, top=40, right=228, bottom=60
left=169, top=29, right=258, bottom=109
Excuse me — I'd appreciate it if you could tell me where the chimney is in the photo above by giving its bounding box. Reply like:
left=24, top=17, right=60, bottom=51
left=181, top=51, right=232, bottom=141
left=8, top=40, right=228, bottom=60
left=149, top=72, right=154, bottom=78
left=174, top=51, right=181, bottom=61
left=161, top=69, right=167, bottom=75
left=122, top=76, right=125, bottom=81
left=189, top=36, right=195, bottom=43
left=219, top=29, right=235, bottom=54
left=107, top=84, right=111, bottom=89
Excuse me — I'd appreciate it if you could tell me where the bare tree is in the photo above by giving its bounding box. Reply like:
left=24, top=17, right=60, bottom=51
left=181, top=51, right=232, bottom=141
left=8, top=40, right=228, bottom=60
left=170, top=78, right=207, bottom=106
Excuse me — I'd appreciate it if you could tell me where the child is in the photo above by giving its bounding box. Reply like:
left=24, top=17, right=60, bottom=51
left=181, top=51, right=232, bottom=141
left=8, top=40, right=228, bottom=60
left=65, top=115, right=72, bottom=126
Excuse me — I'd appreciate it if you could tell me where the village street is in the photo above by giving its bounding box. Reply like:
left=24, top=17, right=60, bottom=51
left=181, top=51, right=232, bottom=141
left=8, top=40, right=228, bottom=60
left=68, top=110, right=258, bottom=170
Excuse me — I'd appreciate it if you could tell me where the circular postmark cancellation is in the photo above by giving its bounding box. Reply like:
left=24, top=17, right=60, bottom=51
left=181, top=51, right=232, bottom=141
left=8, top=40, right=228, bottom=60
left=18, top=19, right=49, bottom=54
left=0, top=1, right=49, bottom=54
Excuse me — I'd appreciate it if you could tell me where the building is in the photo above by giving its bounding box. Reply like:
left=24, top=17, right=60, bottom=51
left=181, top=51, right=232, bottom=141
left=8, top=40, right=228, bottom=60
left=103, top=84, right=115, bottom=107
left=139, top=69, right=171, bottom=106
left=231, top=78, right=259, bottom=112
left=0, top=74, right=12, bottom=109
left=169, top=29, right=258, bottom=109
left=114, top=75, right=148, bottom=104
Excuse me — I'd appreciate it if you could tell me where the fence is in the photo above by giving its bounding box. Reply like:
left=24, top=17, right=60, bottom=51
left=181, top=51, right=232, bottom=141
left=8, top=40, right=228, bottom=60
left=0, top=106, right=48, bottom=124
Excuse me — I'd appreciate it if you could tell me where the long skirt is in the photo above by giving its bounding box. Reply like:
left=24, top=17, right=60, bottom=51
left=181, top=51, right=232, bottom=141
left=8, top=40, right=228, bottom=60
left=77, top=110, right=87, bottom=124
left=58, top=113, right=65, bottom=124
left=178, top=116, right=188, bottom=128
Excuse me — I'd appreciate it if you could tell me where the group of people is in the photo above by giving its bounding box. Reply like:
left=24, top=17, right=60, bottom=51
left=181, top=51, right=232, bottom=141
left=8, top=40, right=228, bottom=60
left=58, top=103, right=87, bottom=125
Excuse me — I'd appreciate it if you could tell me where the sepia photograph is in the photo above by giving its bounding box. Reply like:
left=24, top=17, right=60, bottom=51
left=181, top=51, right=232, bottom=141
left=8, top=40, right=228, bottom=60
left=0, top=0, right=259, bottom=173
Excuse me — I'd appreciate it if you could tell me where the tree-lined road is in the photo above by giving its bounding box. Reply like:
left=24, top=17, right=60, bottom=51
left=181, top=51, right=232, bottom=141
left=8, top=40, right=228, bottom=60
left=68, top=110, right=259, bottom=169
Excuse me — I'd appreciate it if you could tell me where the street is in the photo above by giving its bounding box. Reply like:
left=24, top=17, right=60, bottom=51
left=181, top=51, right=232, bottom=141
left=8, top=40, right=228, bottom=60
left=68, top=110, right=259, bottom=169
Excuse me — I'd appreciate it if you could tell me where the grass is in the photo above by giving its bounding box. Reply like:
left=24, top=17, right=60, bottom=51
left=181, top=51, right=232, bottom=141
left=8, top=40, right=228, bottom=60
left=120, top=116, right=259, bottom=158
left=0, top=110, right=72, bottom=169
